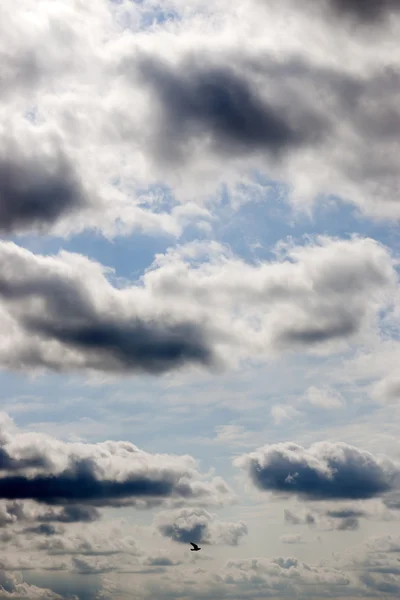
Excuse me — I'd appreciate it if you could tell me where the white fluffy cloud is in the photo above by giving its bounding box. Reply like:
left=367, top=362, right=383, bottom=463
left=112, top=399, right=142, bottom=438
left=0, top=235, right=396, bottom=375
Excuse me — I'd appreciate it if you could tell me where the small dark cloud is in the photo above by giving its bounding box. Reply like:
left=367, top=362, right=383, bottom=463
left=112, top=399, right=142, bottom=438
left=276, top=313, right=360, bottom=348
left=143, top=556, right=181, bottom=567
left=0, top=151, right=84, bottom=234
left=237, top=442, right=397, bottom=501
left=284, top=509, right=315, bottom=526
left=156, top=509, right=247, bottom=546
left=159, top=521, right=206, bottom=545
left=327, top=509, right=366, bottom=519
left=336, top=517, right=360, bottom=531
left=24, top=523, right=60, bottom=536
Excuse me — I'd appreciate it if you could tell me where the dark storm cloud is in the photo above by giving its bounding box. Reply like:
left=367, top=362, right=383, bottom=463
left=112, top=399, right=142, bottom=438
left=236, top=442, right=398, bottom=501
left=0, top=151, right=85, bottom=234
left=136, top=56, right=324, bottom=162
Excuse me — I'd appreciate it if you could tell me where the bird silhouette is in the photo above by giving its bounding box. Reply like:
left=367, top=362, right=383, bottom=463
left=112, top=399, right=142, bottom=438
left=190, top=542, right=201, bottom=551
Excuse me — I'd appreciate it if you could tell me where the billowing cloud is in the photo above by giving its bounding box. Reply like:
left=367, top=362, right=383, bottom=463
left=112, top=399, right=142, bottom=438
left=155, top=508, right=247, bottom=546
left=0, top=236, right=396, bottom=375
left=236, top=441, right=399, bottom=500
left=1, top=0, right=400, bottom=240
left=0, top=414, right=232, bottom=507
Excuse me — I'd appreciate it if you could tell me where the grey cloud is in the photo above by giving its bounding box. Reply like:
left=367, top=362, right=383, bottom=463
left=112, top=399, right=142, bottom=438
left=0, top=149, right=85, bottom=235
left=327, top=509, right=366, bottom=519
left=0, top=236, right=395, bottom=376
left=23, top=524, right=62, bottom=537
left=280, top=534, right=304, bottom=544
left=236, top=441, right=399, bottom=500
left=0, top=242, right=215, bottom=375
left=384, top=492, right=400, bottom=510
left=38, top=505, right=101, bottom=524
left=284, top=509, right=315, bottom=526
left=25, top=319, right=212, bottom=375
left=136, top=55, right=325, bottom=163
left=155, top=508, right=247, bottom=546
left=328, top=0, right=400, bottom=22
left=0, top=414, right=232, bottom=508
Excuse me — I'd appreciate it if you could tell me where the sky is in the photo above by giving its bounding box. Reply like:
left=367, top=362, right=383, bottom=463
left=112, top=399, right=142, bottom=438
left=1, top=0, right=400, bottom=598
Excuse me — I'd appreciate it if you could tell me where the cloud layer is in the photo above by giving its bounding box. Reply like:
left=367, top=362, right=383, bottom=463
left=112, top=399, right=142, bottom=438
left=1, top=0, right=400, bottom=239
left=0, top=235, right=396, bottom=375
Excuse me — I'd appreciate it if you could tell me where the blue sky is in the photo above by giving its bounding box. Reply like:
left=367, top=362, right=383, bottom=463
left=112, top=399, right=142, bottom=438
left=1, top=1, right=400, bottom=599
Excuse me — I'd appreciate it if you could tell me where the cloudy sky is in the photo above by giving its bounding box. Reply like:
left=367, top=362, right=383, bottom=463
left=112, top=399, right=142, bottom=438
left=1, top=0, right=400, bottom=598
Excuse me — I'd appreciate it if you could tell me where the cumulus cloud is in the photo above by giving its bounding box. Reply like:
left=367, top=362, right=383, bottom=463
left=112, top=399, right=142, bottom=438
left=235, top=441, right=399, bottom=500
left=0, top=236, right=396, bottom=375
left=155, top=508, right=247, bottom=546
left=0, top=414, right=232, bottom=508
left=1, top=0, right=400, bottom=240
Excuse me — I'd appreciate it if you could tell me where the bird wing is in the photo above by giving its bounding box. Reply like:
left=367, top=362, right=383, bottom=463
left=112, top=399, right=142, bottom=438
left=190, top=542, right=198, bottom=549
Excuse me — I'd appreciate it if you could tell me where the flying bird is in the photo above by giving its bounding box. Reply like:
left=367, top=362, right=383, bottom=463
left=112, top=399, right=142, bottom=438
left=190, top=542, right=201, bottom=551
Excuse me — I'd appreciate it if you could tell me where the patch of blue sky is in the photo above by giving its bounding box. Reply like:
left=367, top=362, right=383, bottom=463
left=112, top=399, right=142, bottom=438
left=212, top=171, right=400, bottom=264
left=110, top=0, right=180, bottom=32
